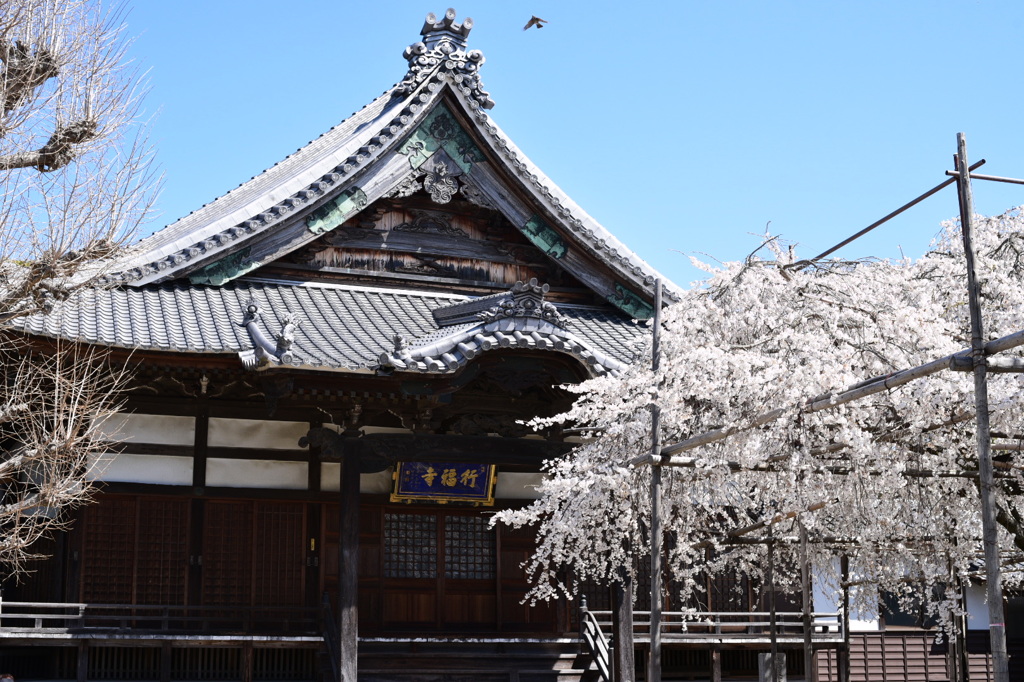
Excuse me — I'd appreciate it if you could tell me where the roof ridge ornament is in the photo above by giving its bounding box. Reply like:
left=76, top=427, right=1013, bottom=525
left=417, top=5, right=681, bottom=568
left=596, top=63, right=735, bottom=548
left=394, top=8, right=495, bottom=110
left=237, top=301, right=301, bottom=369
left=478, top=279, right=568, bottom=326
left=376, top=280, right=626, bottom=377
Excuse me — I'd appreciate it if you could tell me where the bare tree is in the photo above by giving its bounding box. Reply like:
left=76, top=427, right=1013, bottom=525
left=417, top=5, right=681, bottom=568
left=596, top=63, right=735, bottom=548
left=0, top=0, right=155, bottom=576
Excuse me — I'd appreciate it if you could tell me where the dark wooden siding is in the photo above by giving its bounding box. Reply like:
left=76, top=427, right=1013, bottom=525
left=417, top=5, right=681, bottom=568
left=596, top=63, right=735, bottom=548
left=80, top=496, right=189, bottom=605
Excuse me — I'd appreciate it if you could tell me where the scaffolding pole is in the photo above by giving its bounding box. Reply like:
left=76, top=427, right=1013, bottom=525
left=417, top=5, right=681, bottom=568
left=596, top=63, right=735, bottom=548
left=954, top=132, right=1009, bottom=682
left=647, top=280, right=664, bottom=682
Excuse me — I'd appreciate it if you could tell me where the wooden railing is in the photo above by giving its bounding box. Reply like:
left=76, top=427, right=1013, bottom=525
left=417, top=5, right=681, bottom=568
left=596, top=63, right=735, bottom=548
left=580, top=605, right=844, bottom=647
left=579, top=598, right=612, bottom=682
left=0, top=601, right=324, bottom=636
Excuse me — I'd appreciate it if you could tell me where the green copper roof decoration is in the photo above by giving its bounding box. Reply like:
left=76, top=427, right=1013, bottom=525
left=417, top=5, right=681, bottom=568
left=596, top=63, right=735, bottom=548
left=305, top=187, right=368, bottom=235
left=522, top=215, right=567, bottom=260
left=189, top=247, right=256, bottom=286
left=399, top=104, right=486, bottom=175
left=608, top=282, right=654, bottom=320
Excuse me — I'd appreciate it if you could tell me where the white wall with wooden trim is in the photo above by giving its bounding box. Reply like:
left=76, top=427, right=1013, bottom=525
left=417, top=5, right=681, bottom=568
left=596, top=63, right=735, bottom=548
left=94, top=413, right=196, bottom=445
left=207, top=417, right=308, bottom=450
left=89, top=453, right=194, bottom=485
left=206, top=458, right=308, bottom=489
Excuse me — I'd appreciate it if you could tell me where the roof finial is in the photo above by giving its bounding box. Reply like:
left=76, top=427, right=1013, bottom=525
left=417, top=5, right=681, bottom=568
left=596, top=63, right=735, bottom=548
left=421, top=8, right=473, bottom=50
left=394, top=8, right=494, bottom=110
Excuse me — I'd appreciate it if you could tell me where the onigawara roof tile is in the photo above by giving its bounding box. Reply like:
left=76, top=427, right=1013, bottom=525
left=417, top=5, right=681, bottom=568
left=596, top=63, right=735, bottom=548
left=15, top=279, right=646, bottom=376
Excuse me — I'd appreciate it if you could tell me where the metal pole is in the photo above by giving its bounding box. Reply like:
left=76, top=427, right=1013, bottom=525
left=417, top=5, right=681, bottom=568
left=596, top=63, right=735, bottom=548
left=954, top=132, right=1009, bottom=682
left=648, top=280, right=664, bottom=682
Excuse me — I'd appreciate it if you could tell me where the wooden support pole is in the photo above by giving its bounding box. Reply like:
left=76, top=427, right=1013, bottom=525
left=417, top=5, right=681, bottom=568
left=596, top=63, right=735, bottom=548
left=76, top=642, right=88, bottom=682
left=160, top=641, right=172, bottom=682
left=338, top=439, right=360, bottom=682
left=955, top=132, right=1009, bottom=682
left=810, top=159, right=985, bottom=263
left=242, top=643, right=254, bottom=682
left=958, top=578, right=970, bottom=682
left=648, top=280, right=664, bottom=682
left=710, top=645, right=722, bottom=682
left=632, top=328, right=1024, bottom=468
left=800, top=523, right=814, bottom=682
left=612, top=572, right=635, bottom=682
left=840, top=556, right=850, bottom=682
left=767, top=531, right=780, bottom=682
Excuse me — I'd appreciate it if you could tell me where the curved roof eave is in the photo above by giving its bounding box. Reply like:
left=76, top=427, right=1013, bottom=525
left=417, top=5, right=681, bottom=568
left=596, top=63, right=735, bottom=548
left=438, top=84, right=684, bottom=303
left=103, top=85, right=408, bottom=286
left=100, top=62, right=682, bottom=305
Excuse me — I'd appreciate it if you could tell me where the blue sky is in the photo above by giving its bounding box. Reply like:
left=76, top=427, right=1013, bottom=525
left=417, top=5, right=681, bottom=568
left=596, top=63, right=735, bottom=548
left=125, top=1, right=1024, bottom=288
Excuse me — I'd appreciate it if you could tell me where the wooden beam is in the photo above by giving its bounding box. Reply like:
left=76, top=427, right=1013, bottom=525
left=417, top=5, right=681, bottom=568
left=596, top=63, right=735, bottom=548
left=353, top=433, right=572, bottom=465
left=636, top=327, right=1024, bottom=467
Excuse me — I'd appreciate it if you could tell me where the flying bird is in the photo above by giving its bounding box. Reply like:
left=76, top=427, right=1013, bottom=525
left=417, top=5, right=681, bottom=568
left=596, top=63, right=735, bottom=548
left=523, top=16, right=548, bottom=30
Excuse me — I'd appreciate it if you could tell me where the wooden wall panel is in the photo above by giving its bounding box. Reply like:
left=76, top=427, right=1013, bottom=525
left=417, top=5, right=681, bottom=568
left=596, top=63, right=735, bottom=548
left=135, top=498, right=189, bottom=605
left=202, top=501, right=253, bottom=606
left=253, top=502, right=306, bottom=607
left=81, top=497, right=137, bottom=603
left=816, top=633, right=952, bottom=682
left=79, top=496, right=189, bottom=606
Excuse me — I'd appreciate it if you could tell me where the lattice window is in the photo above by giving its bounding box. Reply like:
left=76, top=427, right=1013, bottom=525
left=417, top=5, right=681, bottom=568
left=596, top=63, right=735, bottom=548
left=135, top=499, right=189, bottom=605
left=384, top=513, right=437, bottom=579
left=444, top=514, right=495, bottom=580
left=203, top=502, right=253, bottom=607
left=81, top=498, right=137, bottom=604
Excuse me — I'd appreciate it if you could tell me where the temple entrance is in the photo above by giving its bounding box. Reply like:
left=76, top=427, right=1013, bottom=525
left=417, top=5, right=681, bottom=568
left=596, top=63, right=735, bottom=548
left=325, top=502, right=563, bottom=635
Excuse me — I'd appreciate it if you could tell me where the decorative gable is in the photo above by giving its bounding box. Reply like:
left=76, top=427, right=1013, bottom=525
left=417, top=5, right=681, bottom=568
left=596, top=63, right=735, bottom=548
left=102, top=8, right=678, bottom=321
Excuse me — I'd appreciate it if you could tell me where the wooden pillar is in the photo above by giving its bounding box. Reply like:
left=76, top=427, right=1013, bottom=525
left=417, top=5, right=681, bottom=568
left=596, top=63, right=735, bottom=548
left=840, top=556, right=850, bottom=682
left=76, top=642, right=88, bottom=682
left=710, top=646, right=722, bottom=682
left=160, top=641, right=172, bottom=682
left=241, top=643, right=254, bottom=682
left=800, top=524, right=814, bottom=682
left=612, top=571, right=635, bottom=682
left=189, top=405, right=209, bottom=607
left=338, top=440, right=360, bottom=682
left=767, top=534, right=780, bottom=682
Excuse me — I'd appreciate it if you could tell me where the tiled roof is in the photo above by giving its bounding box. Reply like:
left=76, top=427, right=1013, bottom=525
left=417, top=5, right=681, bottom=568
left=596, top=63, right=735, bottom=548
left=95, top=9, right=682, bottom=312
left=15, top=279, right=646, bottom=375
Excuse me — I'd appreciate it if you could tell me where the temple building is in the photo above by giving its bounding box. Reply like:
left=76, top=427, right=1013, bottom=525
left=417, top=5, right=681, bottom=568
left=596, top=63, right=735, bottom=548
left=0, top=8, right=1012, bottom=682
left=1, top=8, right=671, bottom=682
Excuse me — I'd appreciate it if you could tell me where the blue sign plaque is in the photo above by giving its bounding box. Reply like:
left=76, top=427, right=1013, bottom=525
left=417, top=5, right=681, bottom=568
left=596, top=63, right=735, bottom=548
left=391, top=462, right=496, bottom=506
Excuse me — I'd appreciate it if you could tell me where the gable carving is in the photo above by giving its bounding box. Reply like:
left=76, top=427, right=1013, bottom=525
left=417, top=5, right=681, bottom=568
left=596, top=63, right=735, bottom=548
left=392, top=209, right=466, bottom=238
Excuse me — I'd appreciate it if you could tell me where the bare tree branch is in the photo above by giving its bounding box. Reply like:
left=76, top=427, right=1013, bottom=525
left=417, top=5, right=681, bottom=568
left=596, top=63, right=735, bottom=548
left=0, top=0, right=156, bottom=578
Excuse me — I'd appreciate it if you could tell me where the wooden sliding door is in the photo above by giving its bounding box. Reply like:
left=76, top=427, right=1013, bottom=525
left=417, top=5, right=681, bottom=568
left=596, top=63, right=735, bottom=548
left=327, top=503, right=561, bottom=635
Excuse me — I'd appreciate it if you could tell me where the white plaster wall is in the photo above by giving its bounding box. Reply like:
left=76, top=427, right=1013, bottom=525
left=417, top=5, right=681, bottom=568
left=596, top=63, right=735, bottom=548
left=320, top=464, right=393, bottom=494
left=965, top=583, right=989, bottom=630
left=495, top=472, right=544, bottom=499
left=89, top=453, right=194, bottom=485
left=208, top=418, right=308, bottom=450
left=812, top=558, right=880, bottom=632
left=206, top=458, right=308, bottom=489
left=93, top=413, right=195, bottom=445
